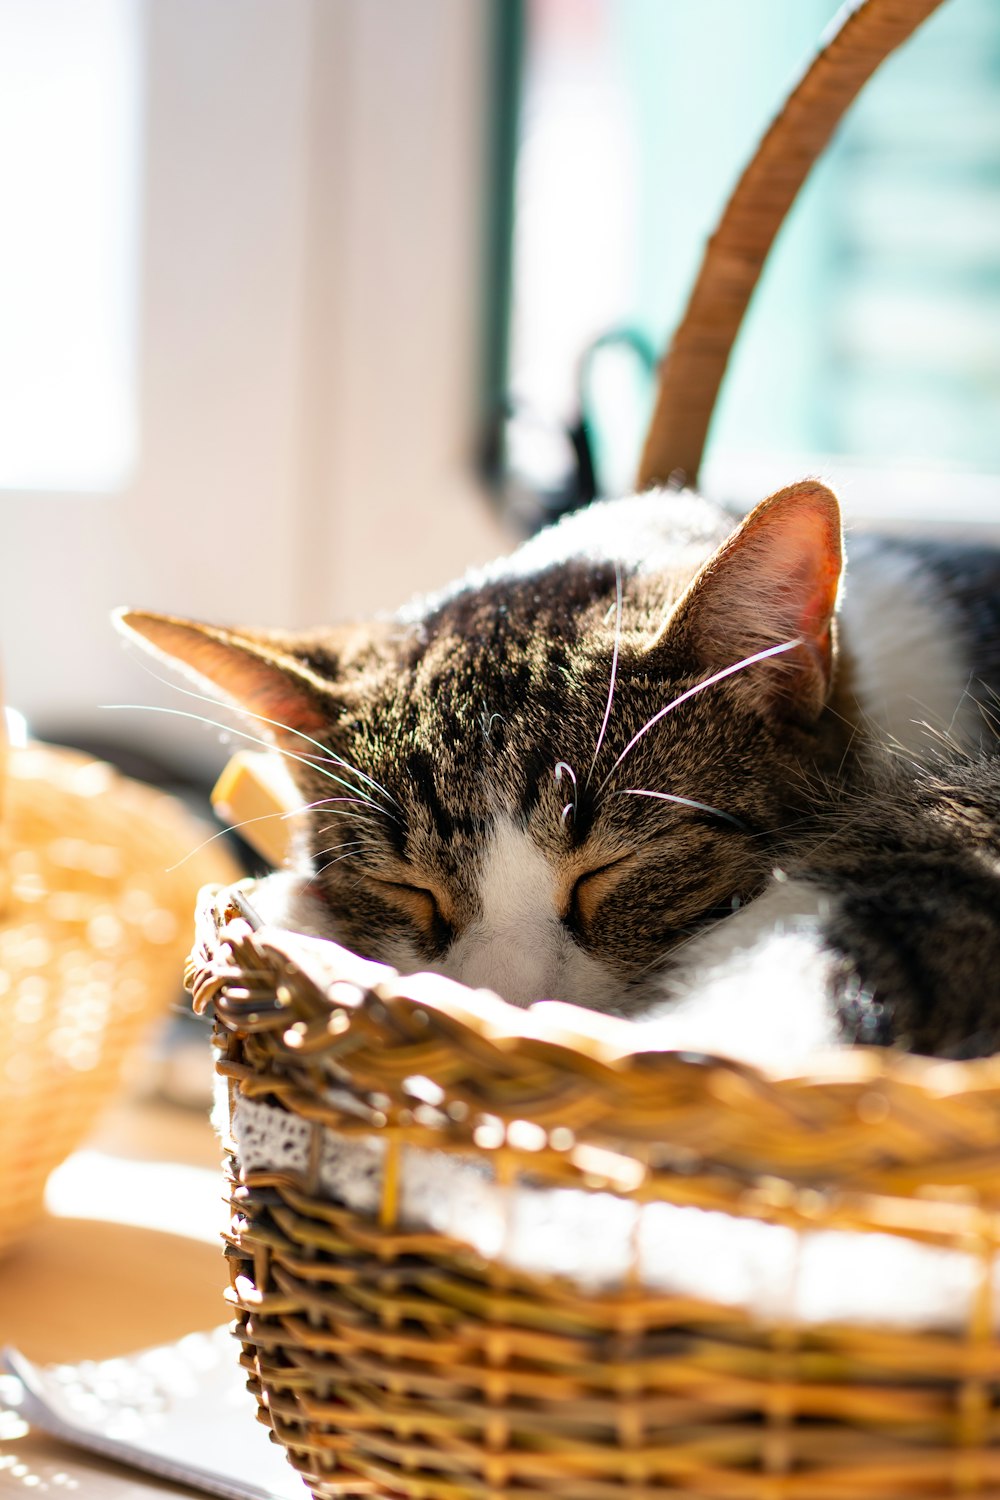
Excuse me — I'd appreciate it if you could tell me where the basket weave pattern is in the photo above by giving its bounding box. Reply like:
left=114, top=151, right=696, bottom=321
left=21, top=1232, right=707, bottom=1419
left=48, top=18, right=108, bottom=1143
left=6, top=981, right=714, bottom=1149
left=192, top=888, right=1000, bottom=1499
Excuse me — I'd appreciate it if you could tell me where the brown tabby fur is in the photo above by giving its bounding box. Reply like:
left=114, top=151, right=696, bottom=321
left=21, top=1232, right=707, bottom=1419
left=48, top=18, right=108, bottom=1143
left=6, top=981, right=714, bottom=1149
left=116, top=480, right=1000, bottom=1050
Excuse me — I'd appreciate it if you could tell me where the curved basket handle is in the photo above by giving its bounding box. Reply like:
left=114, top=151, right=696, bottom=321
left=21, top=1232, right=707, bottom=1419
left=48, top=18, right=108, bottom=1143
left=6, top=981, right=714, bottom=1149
left=637, top=0, right=947, bottom=491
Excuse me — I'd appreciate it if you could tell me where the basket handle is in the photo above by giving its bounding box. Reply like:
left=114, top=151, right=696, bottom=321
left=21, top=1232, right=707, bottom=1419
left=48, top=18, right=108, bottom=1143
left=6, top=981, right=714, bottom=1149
left=636, top=0, right=948, bottom=491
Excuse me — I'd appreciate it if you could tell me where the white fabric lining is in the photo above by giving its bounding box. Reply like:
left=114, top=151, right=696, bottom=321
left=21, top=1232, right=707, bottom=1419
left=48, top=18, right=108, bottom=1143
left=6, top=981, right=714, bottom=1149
left=229, top=1093, right=999, bottom=1333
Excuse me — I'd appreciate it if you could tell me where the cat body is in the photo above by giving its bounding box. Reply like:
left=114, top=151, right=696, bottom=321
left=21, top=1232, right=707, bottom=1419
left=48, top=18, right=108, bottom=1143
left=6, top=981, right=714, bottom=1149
left=117, top=481, right=1000, bottom=1056
left=644, top=751, right=1000, bottom=1066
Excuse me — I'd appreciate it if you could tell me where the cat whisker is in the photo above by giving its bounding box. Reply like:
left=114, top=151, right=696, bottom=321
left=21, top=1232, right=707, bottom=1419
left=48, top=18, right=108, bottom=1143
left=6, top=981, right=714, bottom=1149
left=978, top=697, right=1000, bottom=743
left=315, top=808, right=386, bottom=829
left=481, top=705, right=505, bottom=744
left=163, top=790, right=394, bottom=875
left=594, top=638, right=802, bottom=799
left=304, top=847, right=375, bottom=893
left=299, top=750, right=404, bottom=817
left=945, top=673, right=976, bottom=742
left=553, top=761, right=578, bottom=828
left=161, top=807, right=313, bottom=874
left=299, top=795, right=391, bottom=815
left=617, top=788, right=751, bottom=834
left=311, top=838, right=372, bottom=864
left=104, top=702, right=402, bottom=823
left=832, top=715, right=866, bottom=783
left=314, top=811, right=388, bottom=841
left=113, top=654, right=404, bottom=817
left=586, top=560, right=623, bottom=787
left=311, top=849, right=377, bottom=882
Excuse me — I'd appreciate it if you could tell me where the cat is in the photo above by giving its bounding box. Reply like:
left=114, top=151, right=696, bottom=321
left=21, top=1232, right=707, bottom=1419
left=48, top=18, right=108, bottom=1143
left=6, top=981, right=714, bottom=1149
left=115, top=479, right=1000, bottom=1055
left=637, top=747, right=1000, bottom=1066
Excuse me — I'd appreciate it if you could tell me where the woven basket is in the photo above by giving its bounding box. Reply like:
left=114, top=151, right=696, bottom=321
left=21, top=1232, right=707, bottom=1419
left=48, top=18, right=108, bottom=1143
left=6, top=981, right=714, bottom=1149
left=189, top=2, right=1000, bottom=1495
left=192, top=887, right=1000, bottom=1499
left=0, top=739, right=239, bottom=1253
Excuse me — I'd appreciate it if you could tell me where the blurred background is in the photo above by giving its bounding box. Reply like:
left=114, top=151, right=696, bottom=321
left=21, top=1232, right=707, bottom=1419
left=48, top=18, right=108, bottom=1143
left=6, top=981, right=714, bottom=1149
left=2, top=0, right=999, bottom=787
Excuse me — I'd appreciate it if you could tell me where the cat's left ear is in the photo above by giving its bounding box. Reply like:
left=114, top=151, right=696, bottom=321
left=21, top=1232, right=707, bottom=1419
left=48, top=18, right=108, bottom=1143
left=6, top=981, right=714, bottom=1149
left=667, top=480, right=844, bottom=725
left=114, top=609, right=339, bottom=748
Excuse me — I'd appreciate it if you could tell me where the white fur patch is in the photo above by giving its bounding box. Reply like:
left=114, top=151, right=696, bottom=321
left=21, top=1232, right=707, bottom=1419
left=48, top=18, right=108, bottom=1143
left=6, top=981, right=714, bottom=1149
left=237, top=870, right=332, bottom=937
left=399, top=491, right=729, bottom=625
left=505, top=489, right=728, bottom=579
left=842, top=540, right=981, bottom=754
left=636, top=880, right=843, bottom=1070
left=437, top=815, right=610, bottom=1007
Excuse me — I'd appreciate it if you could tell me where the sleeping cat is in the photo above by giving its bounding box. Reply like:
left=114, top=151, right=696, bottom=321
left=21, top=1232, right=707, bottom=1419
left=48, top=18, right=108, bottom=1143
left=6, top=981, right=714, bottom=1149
left=639, top=748, right=1000, bottom=1065
left=116, top=480, right=1000, bottom=1055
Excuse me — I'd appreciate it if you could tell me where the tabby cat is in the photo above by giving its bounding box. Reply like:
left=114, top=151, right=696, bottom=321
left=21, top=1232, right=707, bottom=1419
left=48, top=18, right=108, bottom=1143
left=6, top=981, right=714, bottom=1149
left=116, top=480, right=1000, bottom=1059
left=642, top=749, right=1000, bottom=1065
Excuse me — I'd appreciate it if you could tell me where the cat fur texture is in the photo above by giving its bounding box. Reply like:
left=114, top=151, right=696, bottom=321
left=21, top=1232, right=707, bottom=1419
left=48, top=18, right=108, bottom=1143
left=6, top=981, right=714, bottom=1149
left=116, top=481, right=1000, bottom=1061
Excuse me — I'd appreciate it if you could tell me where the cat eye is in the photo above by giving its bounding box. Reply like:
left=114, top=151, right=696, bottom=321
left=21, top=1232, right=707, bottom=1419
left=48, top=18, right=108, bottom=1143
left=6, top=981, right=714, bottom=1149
left=568, top=854, right=636, bottom=930
left=367, top=876, right=452, bottom=948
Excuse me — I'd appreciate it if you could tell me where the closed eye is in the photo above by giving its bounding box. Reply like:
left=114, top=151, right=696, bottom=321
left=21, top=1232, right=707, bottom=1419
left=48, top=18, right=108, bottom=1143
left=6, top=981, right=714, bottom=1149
left=568, top=853, right=636, bottom=930
left=366, top=876, right=453, bottom=949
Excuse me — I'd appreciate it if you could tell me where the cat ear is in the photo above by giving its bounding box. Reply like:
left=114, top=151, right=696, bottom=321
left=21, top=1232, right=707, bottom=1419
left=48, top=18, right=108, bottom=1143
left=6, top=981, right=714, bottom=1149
left=667, top=480, right=844, bottom=724
left=114, top=609, right=337, bottom=746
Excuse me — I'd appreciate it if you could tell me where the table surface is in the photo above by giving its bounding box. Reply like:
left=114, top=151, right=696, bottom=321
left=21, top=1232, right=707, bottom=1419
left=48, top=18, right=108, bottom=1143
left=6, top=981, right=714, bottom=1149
left=0, top=1095, right=234, bottom=1498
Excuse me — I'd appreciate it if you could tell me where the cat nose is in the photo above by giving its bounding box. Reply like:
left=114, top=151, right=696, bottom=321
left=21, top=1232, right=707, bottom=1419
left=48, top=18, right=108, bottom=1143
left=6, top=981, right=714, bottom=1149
left=441, top=922, right=562, bottom=1007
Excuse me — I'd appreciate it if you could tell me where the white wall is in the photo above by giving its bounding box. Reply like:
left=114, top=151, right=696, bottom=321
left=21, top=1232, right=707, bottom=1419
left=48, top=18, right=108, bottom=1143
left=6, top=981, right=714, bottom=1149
left=0, top=0, right=510, bottom=774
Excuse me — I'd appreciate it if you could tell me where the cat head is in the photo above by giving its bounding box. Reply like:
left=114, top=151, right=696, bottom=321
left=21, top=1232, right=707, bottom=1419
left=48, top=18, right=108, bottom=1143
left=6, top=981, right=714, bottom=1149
left=116, top=479, right=845, bottom=1013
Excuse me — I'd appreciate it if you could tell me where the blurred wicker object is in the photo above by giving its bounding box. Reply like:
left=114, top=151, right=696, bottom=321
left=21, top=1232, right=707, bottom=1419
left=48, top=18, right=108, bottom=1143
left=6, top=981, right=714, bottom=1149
left=0, top=740, right=239, bottom=1253
left=192, top=885, right=1000, bottom=1500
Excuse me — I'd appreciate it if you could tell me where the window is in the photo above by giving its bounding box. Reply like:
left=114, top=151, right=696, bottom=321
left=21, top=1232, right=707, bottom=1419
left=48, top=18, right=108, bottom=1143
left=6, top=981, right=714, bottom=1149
left=496, top=0, right=1000, bottom=524
left=0, top=0, right=142, bottom=492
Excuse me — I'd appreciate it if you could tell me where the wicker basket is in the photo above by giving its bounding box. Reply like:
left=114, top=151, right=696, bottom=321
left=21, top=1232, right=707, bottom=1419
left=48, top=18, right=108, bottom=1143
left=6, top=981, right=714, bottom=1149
left=0, top=739, right=239, bottom=1253
left=192, top=887, right=1000, bottom=1499
left=189, top=2, right=1000, bottom=1495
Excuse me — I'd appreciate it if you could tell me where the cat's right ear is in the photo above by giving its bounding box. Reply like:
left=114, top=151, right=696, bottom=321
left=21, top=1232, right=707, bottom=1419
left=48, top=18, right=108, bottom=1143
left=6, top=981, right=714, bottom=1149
left=113, top=609, right=336, bottom=747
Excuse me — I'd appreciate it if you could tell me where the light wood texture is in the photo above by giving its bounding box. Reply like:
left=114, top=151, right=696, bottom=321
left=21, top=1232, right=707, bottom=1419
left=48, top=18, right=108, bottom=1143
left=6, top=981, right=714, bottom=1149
left=0, top=1098, right=229, bottom=1498
left=0, top=1436, right=202, bottom=1500
left=0, top=1216, right=223, bottom=1367
left=211, top=750, right=296, bottom=868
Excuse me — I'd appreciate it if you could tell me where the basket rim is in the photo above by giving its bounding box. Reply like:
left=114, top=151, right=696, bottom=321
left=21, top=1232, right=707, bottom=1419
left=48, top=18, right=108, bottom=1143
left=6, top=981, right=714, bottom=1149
left=204, top=878, right=1000, bottom=1343
left=193, top=879, right=1000, bottom=1099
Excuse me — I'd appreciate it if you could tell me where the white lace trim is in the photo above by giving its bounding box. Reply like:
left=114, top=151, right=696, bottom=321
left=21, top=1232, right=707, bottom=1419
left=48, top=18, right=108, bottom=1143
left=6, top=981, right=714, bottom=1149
left=228, top=1093, right=999, bottom=1332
